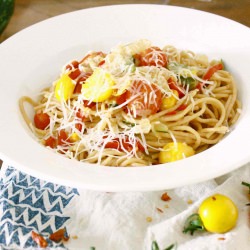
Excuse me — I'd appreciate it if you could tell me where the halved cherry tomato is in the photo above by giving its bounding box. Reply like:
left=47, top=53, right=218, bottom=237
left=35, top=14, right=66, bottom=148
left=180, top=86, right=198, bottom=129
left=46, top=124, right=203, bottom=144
left=124, top=80, right=162, bottom=117
left=134, top=47, right=168, bottom=67
left=34, top=112, right=50, bottom=130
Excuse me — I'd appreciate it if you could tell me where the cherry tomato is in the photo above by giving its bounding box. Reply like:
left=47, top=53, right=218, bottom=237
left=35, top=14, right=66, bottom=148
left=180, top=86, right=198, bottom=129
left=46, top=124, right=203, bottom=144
left=135, top=46, right=168, bottom=67
left=34, top=112, right=50, bottom=130
left=198, top=194, right=238, bottom=233
left=125, top=80, right=162, bottom=117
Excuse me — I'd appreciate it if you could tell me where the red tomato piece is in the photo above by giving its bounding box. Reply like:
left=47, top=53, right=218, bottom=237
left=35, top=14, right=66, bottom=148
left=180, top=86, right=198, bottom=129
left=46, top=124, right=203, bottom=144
left=83, top=100, right=96, bottom=109
left=65, top=60, right=79, bottom=70
left=104, top=140, right=120, bottom=150
left=203, top=63, right=223, bottom=81
left=104, top=137, right=145, bottom=152
left=166, top=104, right=187, bottom=115
left=79, top=51, right=106, bottom=64
left=73, top=72, right=92, bottom=94
left=168, top=79, right=185, bottom=98
left=69, top=68, right=81, bottom=80
left=31, top=231, right=48, bottom=248
left=49, top=228, right=69, bottom=242
left=116, top=91, right=128, bottom=105
left=34, top=112, right=50, bottom=130
left=58, top=130, right=69, bottom=146
left=125, top=80, right=162, bottom=117
left=75, top=109, right=85, bottom=132
left=98, top=60, right=105, bottom=66
left=135, top=47, right=168, bottom=67
left=196, top=63, right=224, bottom=91
left=45, top=136, right=57, bottom=148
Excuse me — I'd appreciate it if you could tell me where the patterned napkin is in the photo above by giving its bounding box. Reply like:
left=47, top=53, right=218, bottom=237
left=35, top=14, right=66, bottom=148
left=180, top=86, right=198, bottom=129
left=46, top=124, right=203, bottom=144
left=0, top=162, right=249, bottom=250
left=0, top=164, right=79, bottom=250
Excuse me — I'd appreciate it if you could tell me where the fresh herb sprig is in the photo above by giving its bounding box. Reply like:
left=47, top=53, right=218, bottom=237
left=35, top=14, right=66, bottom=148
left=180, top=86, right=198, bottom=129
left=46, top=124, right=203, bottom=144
left=183, top=213, right=205, bottom=235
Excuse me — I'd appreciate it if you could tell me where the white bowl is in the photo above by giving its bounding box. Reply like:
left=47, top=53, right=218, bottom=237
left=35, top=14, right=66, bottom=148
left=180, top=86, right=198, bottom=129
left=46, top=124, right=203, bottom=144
left=0, top=4, right=250, bottom=192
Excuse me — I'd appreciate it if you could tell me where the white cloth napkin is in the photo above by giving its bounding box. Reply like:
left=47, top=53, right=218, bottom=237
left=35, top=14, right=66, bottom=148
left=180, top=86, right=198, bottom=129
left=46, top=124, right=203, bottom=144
left=0, top=162, right=249, bottom=250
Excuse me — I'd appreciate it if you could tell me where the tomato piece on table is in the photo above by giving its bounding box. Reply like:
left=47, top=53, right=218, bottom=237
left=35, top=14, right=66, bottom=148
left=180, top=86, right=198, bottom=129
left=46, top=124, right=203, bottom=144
left=31, top=231, right=48, bottom=248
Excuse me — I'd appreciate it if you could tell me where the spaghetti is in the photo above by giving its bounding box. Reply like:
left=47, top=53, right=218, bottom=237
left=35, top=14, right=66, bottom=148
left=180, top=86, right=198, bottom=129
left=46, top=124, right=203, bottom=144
left=19, top=40, right=241, bottom=167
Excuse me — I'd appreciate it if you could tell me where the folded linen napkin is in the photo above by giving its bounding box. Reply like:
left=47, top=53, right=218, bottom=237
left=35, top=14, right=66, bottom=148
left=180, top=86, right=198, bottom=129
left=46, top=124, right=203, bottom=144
left=0, top=162, right=249, bottom=250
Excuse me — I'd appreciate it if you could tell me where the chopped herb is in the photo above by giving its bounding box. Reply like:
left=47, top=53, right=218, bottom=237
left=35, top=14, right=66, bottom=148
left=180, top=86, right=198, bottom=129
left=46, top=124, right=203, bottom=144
left=109, top=103, right=118, bottom=108
left=90, top=247, right=96, bottom=250
left=164, top=244, right=176, bottom=250
left=152, top=241, right=160, bottom=250
left=183, top=213, right=205, bottom=235
left=180, top=76, right=197, bottom=90
left=122, top=120, right=135, bottom=127
left=151, top=241, right=176, bottom=250
left=156, top=207, right=164, bottom=213
left=241, top=181, right=250, bottom=206
left=242, top=181, right=250, bottom=193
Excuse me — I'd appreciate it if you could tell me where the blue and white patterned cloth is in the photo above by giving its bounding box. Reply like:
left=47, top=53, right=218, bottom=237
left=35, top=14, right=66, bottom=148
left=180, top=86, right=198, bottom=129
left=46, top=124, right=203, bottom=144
left=0, top=165, right=79, bottom=250
left=0, top=163, right=249, bottom=250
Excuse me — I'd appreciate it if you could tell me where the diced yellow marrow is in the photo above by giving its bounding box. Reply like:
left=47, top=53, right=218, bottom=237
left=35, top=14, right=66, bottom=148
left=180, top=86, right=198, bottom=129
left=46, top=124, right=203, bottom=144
left=81, top=68, right=115, bottom=102
left=55, top=74, right=75, bottom=101
left=70, top=132, right=80, bottom=142
left=161, top=90, right=179, bottom=110
left=159, top=142, right=194, bottom=163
